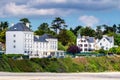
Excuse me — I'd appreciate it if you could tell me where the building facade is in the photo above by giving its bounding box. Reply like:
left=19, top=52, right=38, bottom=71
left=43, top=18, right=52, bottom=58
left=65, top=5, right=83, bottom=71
left=77, top=34, right=95, bottom=52
left=77, top=34, right=114, bottom=52
left=6, top=23, right=64, bottom=58
left=95, top=35, right=114, bottom=50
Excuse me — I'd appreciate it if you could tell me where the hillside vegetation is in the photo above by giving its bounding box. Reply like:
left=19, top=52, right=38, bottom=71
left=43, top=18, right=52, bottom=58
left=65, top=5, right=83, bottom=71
left=0, top=56, right=120, bottom=72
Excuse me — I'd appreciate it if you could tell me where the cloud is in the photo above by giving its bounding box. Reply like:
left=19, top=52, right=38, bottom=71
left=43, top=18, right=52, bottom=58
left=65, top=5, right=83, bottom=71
left=4, top=3, right=55, bottom=16
left=79, top=15, right=99, bottom=27
left=0, top=0, right=120, bottom=18
left=27, top=0, right=119, bottom=10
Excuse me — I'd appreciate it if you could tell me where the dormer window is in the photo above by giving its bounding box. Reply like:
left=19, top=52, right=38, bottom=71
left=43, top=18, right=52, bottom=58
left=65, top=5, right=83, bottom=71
left=103, top=39, right=105, bottom=41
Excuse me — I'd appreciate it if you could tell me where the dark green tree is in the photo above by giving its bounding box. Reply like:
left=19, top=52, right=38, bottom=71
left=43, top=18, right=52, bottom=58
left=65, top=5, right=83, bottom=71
left=95, top=26, right=103, bottom=39
left=0, top=21, right=9, bottom=43
left=58, top=29, right=76, bottom=46
left=35, top=23, right=56, bottom=36
left=102, top=24, right=114, bottom=34
left=117, top=24, right=120, bottom=33
left=113, top=24, right=117, bottom=33
left=20, top=18, right=32, bottom=28
left=70, top=25, right=82, bottom=36
left=51, top=17, right=67, bottom=34
left=0, top=21, right=9, bottom=31
left=79, top=27, right=95, bottom=37
left=20, top=18, right=30, bottom=24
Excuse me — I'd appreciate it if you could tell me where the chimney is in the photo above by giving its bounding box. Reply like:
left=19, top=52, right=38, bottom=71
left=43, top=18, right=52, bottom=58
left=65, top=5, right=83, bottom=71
left=26, top=23, right=30, bottom=28
left=11, top=23, right=14, bottom=26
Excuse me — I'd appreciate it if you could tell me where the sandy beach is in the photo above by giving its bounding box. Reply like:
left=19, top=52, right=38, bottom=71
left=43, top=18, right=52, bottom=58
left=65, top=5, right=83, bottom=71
left=0, top=72, right=120, bottom=80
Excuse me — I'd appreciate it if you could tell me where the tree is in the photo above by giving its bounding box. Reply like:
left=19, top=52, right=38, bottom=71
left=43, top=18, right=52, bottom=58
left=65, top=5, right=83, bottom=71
left=95, top=26, right=103, bottom=39
left=113, top=24, right=117, bottom=33
left=109, top=47, right=120, bottom=55
left=117, top=24, right=120, bottom=33
left=70, top=25, right=82, bottom=36
left=58, top=42, right=66, bottom=51
left=109, top=47, right=117, bottom=54
left=35, top=23, right=56, bottom=36
left=67, top=45, right=81, bottom=56
left=79, top=27, right=95, bottom=37
left=102, top=24, right=115, bottom=34
left=0, top=30, right=6, bottom=43
left=114, top=34, right=120, bottom=46
left=0, top=21, right=8, bottom=43
left=20, top=18, right=32, bottom=28
left=20, top=18, right=30, bottom=24
left=58, top=29, right=76, bottom=46
left=51, top=17, right=67, bottom=34
left=116, top=47, right=120, bottom=54
left=0, top=21, right=9, bottom=31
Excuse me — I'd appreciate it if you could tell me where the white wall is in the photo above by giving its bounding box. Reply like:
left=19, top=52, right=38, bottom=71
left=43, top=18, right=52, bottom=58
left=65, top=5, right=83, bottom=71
left=23, top=32, right=34, bottom=55
left=77, top=38, right=89, bottom=52
left=6, top=31, right=34, bottom=54
left=33, top=38, right=58, bottom=58
left=6, top=31, right=24, bottom=54
left=96, top=37, right=112, bottom=50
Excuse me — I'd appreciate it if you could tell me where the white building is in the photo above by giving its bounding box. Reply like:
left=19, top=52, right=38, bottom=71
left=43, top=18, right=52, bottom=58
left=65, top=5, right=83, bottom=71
left=6, top=23, right=64, bottom=58
left=77, top=34, right=95, bottom=52
left=77, top=34, right=114, bottom=52
left=95, top=35, right=114, bottom=50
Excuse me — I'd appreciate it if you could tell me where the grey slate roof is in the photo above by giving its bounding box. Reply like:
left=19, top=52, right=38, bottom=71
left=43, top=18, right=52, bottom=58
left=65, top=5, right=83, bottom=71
left=105, top=37, right=113, bottom=43
left=77, top=33, right=81, bottom=38
left=7, top=23, right=32, bottom=31
left=34, top=34, right=56, bottom=42
left=86, top=37, right=95, bottom=43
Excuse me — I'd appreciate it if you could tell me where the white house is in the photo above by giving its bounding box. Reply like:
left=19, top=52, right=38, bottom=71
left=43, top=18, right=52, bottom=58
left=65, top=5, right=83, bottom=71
left=77, top=34, right=114, bottom=52
left=77, top=34, right=95, bottom=52
left=6, top=23, right=34, bottom=55
left=6, top=23, right=64, bottom=58
left=95, top=35, right=114, bottom=50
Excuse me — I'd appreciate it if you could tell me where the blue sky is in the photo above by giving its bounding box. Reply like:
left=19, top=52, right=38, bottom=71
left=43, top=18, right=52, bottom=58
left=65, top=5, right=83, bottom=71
left=0, top=0, right=120, bottom=30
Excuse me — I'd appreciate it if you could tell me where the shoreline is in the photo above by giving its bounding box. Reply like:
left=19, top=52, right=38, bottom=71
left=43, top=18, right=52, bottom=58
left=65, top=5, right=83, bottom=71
left=0, top=72, right=120, bottom=80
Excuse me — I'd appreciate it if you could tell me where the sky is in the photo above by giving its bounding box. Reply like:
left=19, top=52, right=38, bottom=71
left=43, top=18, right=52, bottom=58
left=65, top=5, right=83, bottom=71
left=0, top=0, right=120, bottom=30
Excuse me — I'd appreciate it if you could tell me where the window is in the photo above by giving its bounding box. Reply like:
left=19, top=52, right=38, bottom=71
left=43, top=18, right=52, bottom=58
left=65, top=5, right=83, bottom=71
left=13, top=45, right=16, bottom=48
left=81, top=40, right=83, bottom=42
left=13, top=34, right=16, bottom=37
left=106, top=47, right=108, bottom=50
left=84, top=40, right=86, bottom=42
left=61, top=53, right=63, bottom=55
left=84, top=44, right=87, bottom=47
left=24, top=51, right=27, bottom=53
left=103, top=39, right=105, bottom=41
left=81, top=49, right=83, bottom=51
left=101, top=46, right=104, bottom=49
left=43, top=52, right=47, bottom=55
left=79, top=44, right=82, bottom=47
left=84, top=48, right=87, bottom=51
left=89, top=44, right=91, bottom=47
left=13, top=40, right=16, bottom=43
left=100, top=43, right=102, bottom=45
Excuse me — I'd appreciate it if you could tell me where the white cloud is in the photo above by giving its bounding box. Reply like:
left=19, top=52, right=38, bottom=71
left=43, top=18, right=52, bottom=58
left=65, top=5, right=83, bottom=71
left=1, top=2, right=67, bottom=17
left=79, top=15, right=99, bottom=27
left=0, top=0, right=120, bottom=18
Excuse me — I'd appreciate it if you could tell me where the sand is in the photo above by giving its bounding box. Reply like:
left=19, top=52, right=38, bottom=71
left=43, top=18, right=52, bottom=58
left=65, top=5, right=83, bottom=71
left=0, top=72, right=120, bottom=80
